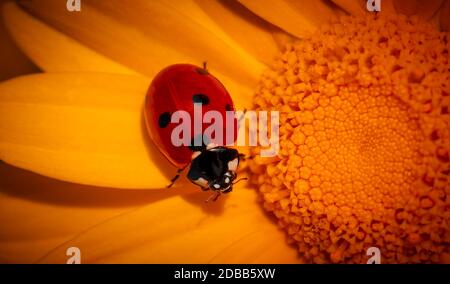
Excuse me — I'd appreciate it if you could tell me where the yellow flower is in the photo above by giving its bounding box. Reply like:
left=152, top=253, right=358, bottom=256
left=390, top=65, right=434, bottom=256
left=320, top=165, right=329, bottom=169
left=0, top=0, right=449, bottom=263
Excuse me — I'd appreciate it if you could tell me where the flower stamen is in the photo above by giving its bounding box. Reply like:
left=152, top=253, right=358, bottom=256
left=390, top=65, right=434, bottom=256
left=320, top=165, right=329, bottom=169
left=249, top=14, right=450, bottom=264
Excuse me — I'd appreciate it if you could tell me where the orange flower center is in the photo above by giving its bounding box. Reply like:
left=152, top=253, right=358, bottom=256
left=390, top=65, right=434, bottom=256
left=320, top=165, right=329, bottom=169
left=248, top=14, right=450, bottom=263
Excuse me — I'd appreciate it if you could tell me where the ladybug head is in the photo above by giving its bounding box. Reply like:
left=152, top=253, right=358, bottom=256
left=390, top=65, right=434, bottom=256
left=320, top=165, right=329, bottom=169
left=187, top=146, right=245, bottom=194
left=209, top=171, right=236, bottom=193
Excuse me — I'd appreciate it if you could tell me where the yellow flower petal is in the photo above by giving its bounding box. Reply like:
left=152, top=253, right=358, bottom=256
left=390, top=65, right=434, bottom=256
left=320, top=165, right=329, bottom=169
left=331, top=0, right=365, bottom=15
left=0, top=73, right=177, bottom=189
left=18, top=0, right=264, bottom=90
left=0, top=3, right=38, bottom=81
left=238, top=0, right=336, bottom=38
left=332, top=0, right=398, bottom=16
left=381, top=0, right=397, bottom=15
left=14, top=0, right=255, bottom=108
left=2, top=2, right=136, bottom=75
left=192, top=0, right=281, bottom=66
left=393, top=0, right=444, bottom=19
left=0, top=163, right=178, bottom=263
left=34, top=187, right=299, bottom=263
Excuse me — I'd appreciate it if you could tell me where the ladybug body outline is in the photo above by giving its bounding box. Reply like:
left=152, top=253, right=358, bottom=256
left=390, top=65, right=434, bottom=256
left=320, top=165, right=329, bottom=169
left=144, top=64, right=243, bottom=200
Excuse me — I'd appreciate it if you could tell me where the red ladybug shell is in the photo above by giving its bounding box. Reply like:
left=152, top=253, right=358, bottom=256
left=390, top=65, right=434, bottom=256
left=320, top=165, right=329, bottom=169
left=145, top=64, right=237, bottom=168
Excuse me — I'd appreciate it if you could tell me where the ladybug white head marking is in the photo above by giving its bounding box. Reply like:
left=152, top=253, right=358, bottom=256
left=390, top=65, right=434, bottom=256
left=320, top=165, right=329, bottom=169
left=192, top=177, right=208, bottom=189
left=227, top=157, right=239, bottom=173
left=213, top=171, right=234, bottom=193
left=206, top=142, right=218, bottom=150
left=191, top=151, right=202, bottom=159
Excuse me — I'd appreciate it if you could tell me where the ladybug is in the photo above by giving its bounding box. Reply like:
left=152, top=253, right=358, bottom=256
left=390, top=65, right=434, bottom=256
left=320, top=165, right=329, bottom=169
left=144, top=63, right=245, bottom=201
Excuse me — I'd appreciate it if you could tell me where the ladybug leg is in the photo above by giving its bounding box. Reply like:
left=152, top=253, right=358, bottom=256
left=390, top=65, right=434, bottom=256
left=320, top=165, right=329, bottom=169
left=167, top=174, right=180, bottom=188
left=205, top=191, right=221, bottom=203
left=167, top=165, right=188, bottom=188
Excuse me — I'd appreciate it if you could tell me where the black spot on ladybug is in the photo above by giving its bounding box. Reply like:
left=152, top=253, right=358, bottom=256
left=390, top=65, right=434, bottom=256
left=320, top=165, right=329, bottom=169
left=158, top=112, right=171, bottom=128
left=225, top=104, right=232, bottom=111
left=192, top=94, right=210, bottom=105
left=195, top=68, right=209, bottom=75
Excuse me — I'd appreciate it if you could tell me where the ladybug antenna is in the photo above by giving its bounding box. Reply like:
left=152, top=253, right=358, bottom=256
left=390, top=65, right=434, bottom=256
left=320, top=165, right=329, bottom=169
left=232, top=177, right=248, bottom=185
